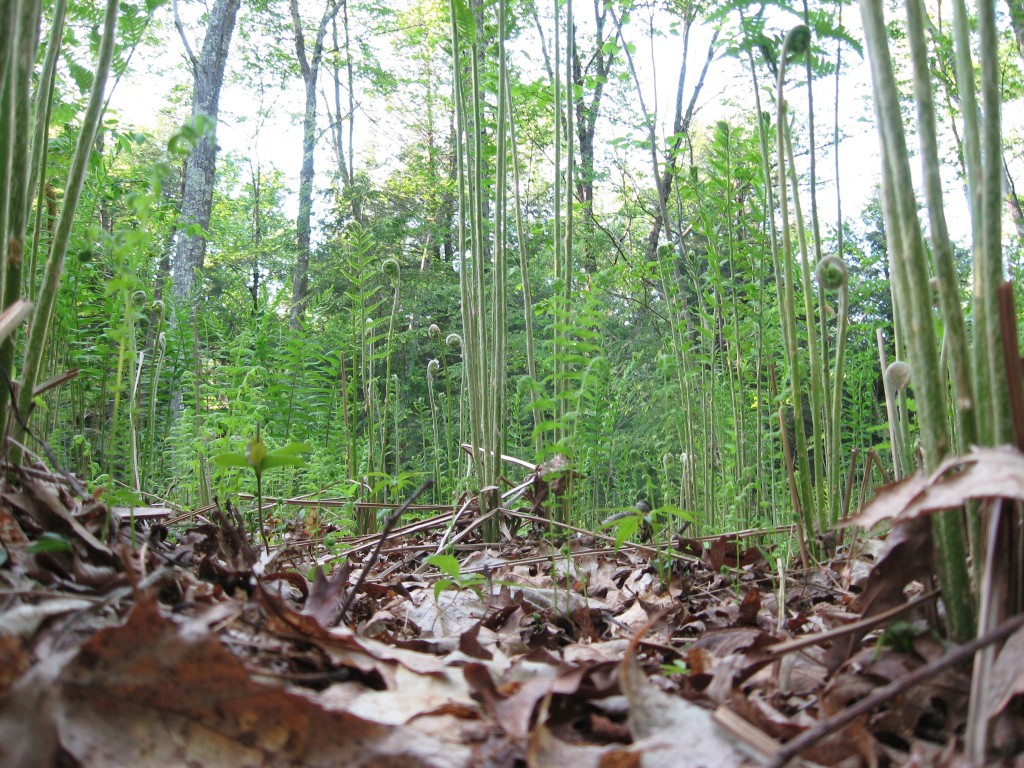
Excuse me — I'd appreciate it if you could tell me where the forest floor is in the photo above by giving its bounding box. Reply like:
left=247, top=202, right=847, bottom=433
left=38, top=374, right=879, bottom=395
left=1, top=462, right=1023, bottom=767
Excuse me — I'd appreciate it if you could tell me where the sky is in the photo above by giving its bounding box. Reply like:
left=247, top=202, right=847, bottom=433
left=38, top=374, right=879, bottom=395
left=104, top=0, right=984, bottom=251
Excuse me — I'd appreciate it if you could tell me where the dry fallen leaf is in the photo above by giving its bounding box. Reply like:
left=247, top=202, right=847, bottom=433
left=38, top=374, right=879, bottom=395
left=985, top=623, right=1024, bottom=719
left=2, top=468, right=1012, bottom=767
left=844, top=446, right=1024, bottom=529
left=618, top=621, right=754, bottom=767
left=825, top=518, right=934, bottom=672
left=0, top=597, right=471, bottom=768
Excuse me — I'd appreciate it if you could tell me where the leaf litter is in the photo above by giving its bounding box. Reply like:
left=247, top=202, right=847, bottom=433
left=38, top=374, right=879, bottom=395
left=2, top=454, right=1024, bottom=766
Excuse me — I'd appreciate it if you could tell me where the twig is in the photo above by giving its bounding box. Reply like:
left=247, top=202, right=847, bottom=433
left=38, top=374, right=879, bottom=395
left=377, top=507, right=499, bottom=582
left=0, top=363, right=88, bottom=499
left=33, top=367, right=78, bottom=398
left=766, top=589, right=940, bottom=657
left=171, top=0, right=198, bottom=70
left=766, top=611, right=1024, bottom=768
left=338, top=479, right=433, bottom=624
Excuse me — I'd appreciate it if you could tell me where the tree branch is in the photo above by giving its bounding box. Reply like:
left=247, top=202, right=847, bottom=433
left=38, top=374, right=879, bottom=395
left=172, top=0, right=198, bottom=72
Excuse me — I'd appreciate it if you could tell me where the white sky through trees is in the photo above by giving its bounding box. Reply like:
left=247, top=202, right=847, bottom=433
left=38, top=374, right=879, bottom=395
left=107, top=0, right=999, bottom=251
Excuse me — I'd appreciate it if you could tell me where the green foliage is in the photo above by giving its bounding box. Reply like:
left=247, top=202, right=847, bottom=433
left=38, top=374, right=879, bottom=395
left=212, top=430, right=313, bottom=476
left=28, top=532, right=74, bottom=555
left=599, top=508, right=645, bottom=549
left=213, top=425, right=312, bottom=551
left=167, top=114, right=215, bottom=157
left=426, top=553, right=488, bottom=601
left=14, top=0, right=1020, bottom=639
left=660, top=659, right=690, bottom=677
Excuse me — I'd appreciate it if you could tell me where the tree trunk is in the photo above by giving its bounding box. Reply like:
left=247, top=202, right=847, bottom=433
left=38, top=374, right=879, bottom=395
left=249, top=160, right=262, bottom=314
left=171, top=0, right=241, bottom=303
left=1008, top=0, right=1024, bottom=60
left=531, top=3, right=614, bottom=274
left=325, top=10, right=361, bottom=223
left=289, top=0, right=342, bottom=330
left=570, top=5, right=613, bottom=274
left=642, top=27, right=718, bottom=262
left=291, top=80, right=316, bottom=329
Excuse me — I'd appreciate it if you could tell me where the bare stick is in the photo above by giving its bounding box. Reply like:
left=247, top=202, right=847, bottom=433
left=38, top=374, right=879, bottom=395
left=338, top=479, right=433, bottom=623
left=766, top=611, right=1024, bottom=768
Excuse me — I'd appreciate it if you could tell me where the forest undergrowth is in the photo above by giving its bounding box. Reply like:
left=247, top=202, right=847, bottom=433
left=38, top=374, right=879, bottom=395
left=4, top=0, right=1024, bottom=765
left=2, top=444, right=1024, bottom=768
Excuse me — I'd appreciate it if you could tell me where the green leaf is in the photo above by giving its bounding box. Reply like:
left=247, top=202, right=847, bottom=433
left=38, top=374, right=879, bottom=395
left=167, top=129, right=195, bottom=156
left=29, top=532, right=73, bottom=554
left=212, top=452, right=249, bottom=468
left=451, top=0, right=477, bottom=45
left=461, top=573, right=487, bottom=589
left=427, top=553, right=462, bottom=578
left=270, top=441, right=314, bottom=458
left=433, top=578, right=454, bottom=602
left=661, top=660, right=689, bottom=676
left=533, top=419, right=564, bottom=432
left=599, top=513, right=640, bottom=550
left=260, top=454, right=307, bottom=471
left=656, top=505, right=694, bottom=522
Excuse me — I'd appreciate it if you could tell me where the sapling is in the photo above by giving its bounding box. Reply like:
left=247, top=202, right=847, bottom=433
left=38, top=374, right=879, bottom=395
left=382, top=258, right=400, bottom=487
left=27, top=0, right=67, bottom=303
left=428, top=324, right=454, bottom=489
left=774, top=25, right=818, bottom=556
left=143, top=304, right=167, bottom=492
left=446, top=332, right=467, bottom=472
left=427, top=553, right=487, bottom=602
left=882, top=359, right=913, bottom=478
left=213, top=424, right=312, bottom=553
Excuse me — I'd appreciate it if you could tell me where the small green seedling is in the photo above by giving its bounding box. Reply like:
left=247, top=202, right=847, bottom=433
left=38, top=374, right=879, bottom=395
left=599, top=504, right=695, bottom=549
left=426, top=553, right=488, bottom=602
left=599, top=507, right=647, bottom=549
left=660, top=659, right=690, bottom=676
left=213, top=424, right=312, bottom=553
left=307, top=564, right=328, bottom=582
left=872, top=620, right=929, bottom=660
left=28, top=532, right=73, bottom=555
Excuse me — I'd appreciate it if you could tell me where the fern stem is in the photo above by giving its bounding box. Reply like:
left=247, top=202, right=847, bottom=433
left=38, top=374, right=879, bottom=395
left=13, top=0, right=120, bottom=459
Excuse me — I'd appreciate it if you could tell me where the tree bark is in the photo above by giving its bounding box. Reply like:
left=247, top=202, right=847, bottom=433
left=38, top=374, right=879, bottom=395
left=171, top=0, right=241, bottom=303
left=289, top=0, right=343, bottom=329
left=1008, top=0, right=1024, bottom=60
left=571, top=2, right=613, bottom=273
left=642, top=26, right=718, bottom=262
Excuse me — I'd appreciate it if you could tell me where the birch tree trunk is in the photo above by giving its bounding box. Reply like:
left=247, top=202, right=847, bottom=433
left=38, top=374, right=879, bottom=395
left=171, top=0, right=241, bottom=303
left=289, top=0, right=342, bottom=329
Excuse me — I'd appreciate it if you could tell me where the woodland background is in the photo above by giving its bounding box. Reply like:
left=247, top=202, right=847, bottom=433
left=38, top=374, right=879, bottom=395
left=17, top=0, right=1024, bottom=553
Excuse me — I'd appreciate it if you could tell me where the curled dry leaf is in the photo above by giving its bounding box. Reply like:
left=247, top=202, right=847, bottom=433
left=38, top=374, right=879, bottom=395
left=844, top=446, right=1024, bottom=529
left=303, top=563, right=351, bottom=627
left=464, top=656, right=589, bottom=739
left=617, top=621, right=753, bottom=767
left=824, top=519, right=934, bottom=672
left=984, top=623, right=1024, bottom=721
left=527, top=716, right=629, bottom=768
